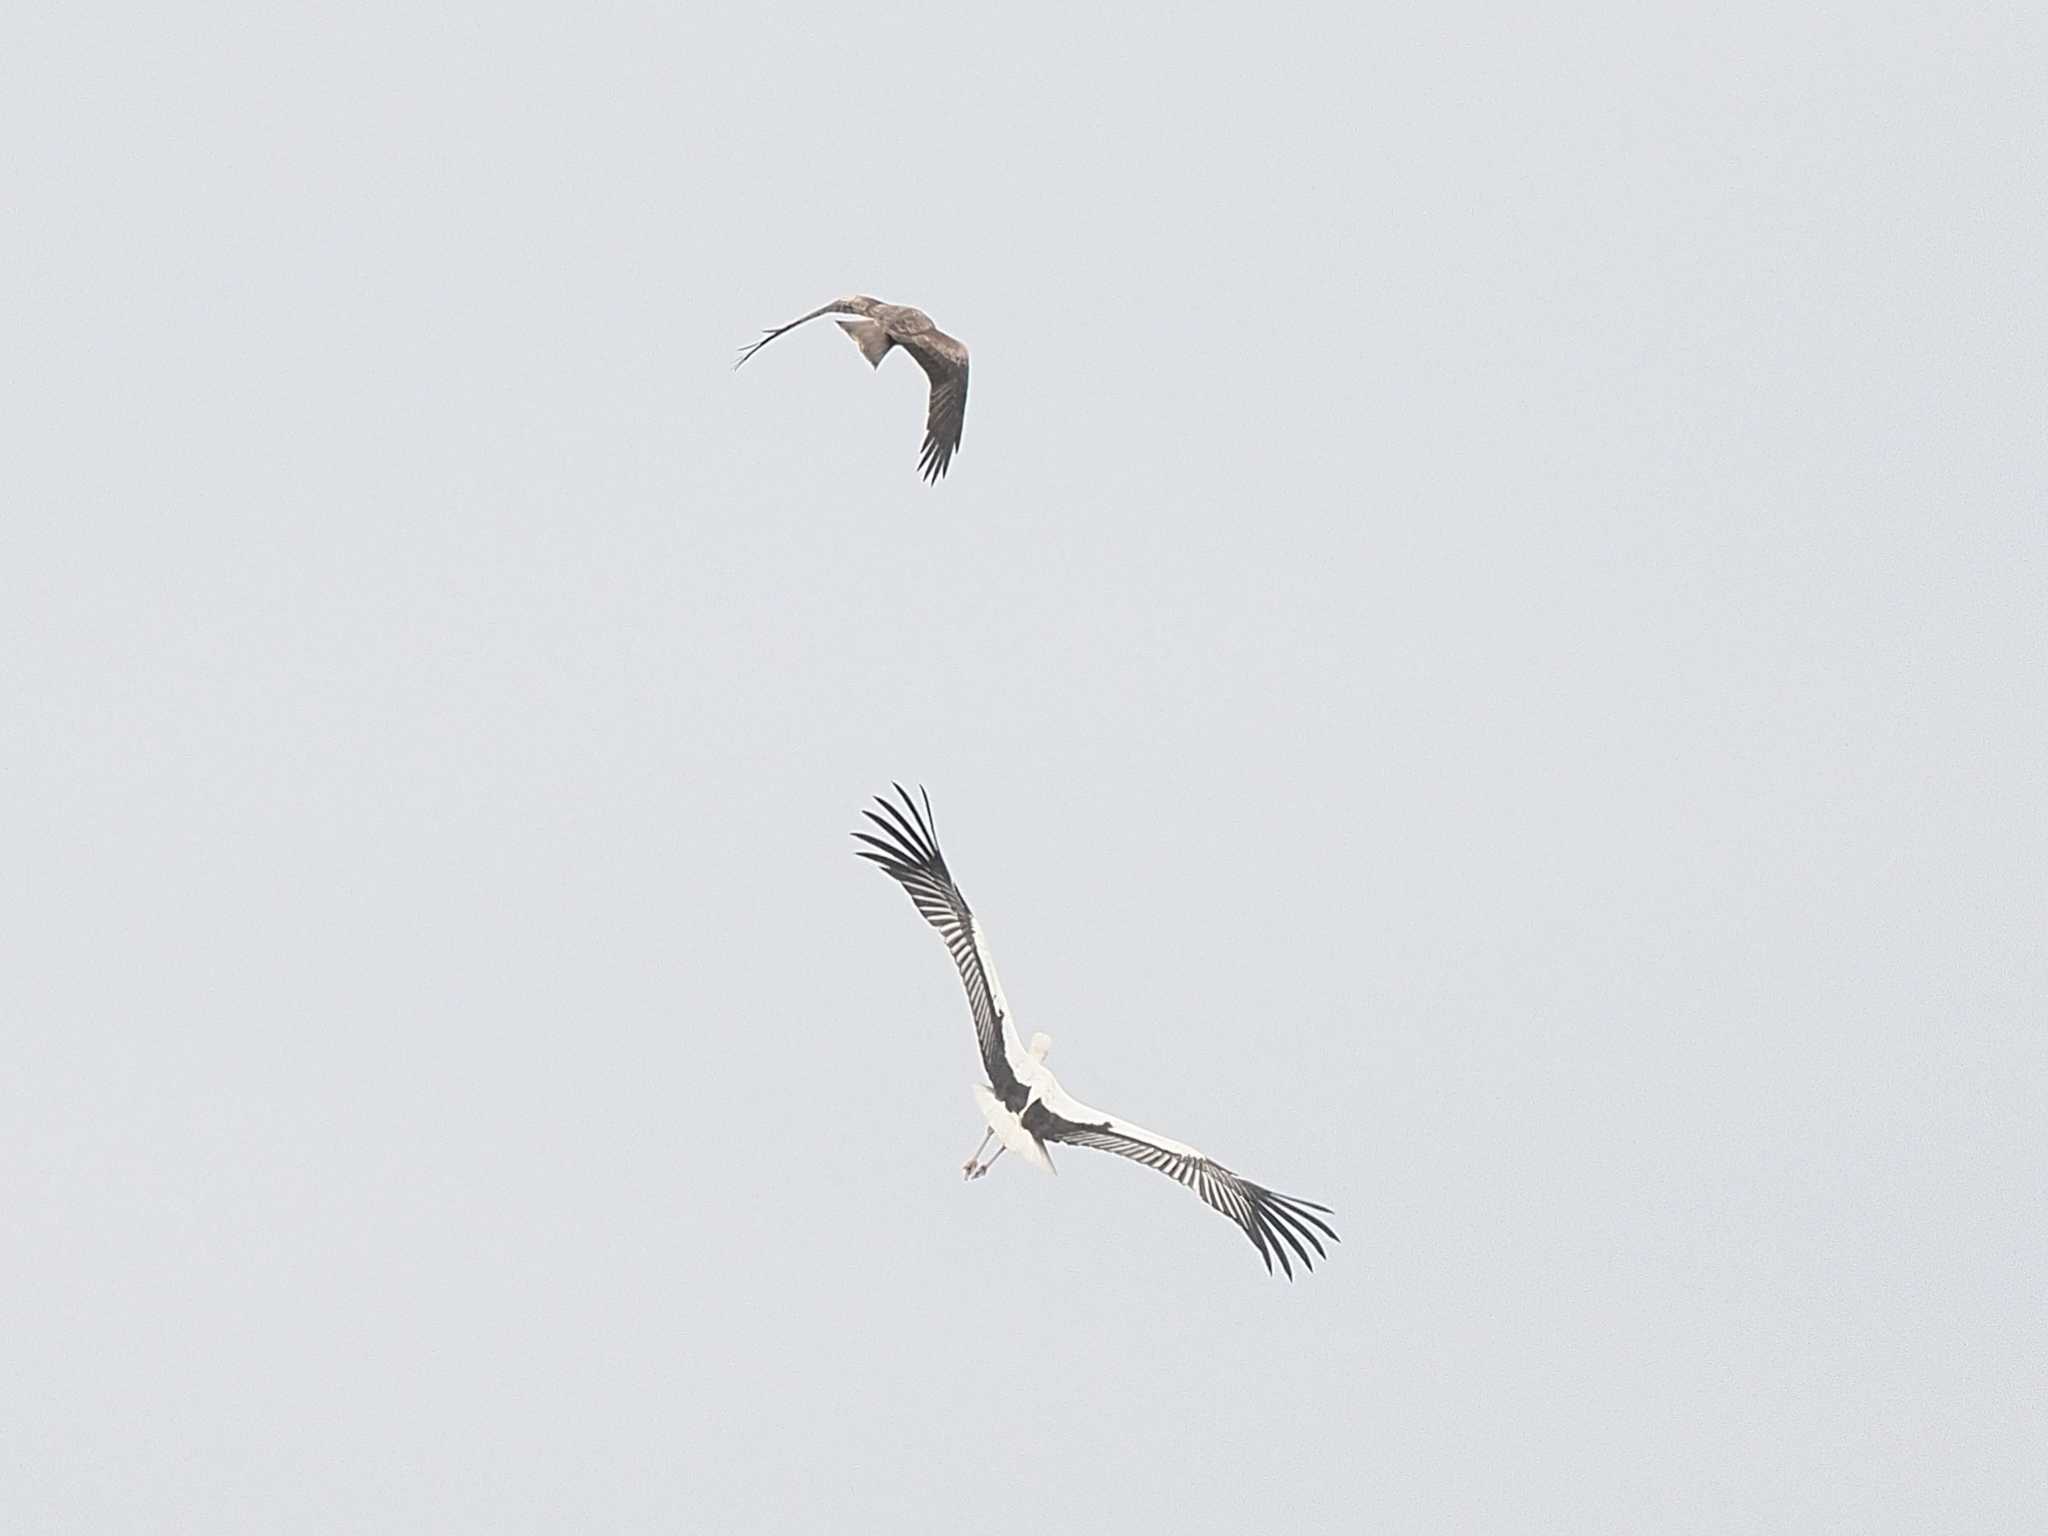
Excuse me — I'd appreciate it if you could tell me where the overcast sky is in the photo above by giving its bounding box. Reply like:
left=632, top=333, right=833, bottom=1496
left=5, top=3, right=2044, bottom=1531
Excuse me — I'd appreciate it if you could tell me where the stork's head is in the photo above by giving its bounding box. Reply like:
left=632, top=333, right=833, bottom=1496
left=1028, top=1031, right=1053, bottom=1061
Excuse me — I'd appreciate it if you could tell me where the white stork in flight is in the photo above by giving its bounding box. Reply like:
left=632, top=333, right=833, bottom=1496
left=736, top=296, right=969, bottom=483
left=855, top=785, right=1339, bottom=1278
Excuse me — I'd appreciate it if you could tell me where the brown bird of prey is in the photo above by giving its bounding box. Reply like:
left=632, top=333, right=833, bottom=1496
left=736, top=296, right=969, bottom=483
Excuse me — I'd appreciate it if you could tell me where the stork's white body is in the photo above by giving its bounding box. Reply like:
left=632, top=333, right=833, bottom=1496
left=973, top=1081, right=1055, bottom=1173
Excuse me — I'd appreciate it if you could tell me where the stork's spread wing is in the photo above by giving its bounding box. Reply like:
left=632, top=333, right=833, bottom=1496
left=899, top=331, right=969, bottom=483
left=854, top=785, right=1027, bottom=1102
left=1027, top=1090, right=1338, bottom=1277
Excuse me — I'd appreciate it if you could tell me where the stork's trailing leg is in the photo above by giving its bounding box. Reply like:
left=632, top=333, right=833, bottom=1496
left=970, top=1147, right=1004, bottom=1181
left=962, top=1127, right=995, bottom=1179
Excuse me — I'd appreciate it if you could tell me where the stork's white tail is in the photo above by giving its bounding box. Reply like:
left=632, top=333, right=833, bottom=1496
left=973, top=1083, right=1056, bottom=1173
left=836, top=319, right=894, bottom=368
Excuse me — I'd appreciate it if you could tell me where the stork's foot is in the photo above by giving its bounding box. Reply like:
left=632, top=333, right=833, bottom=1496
left=962, top=1127, right=997, bottom=1182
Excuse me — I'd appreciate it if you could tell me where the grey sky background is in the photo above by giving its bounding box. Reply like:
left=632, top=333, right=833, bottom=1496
left=5, top=3, right=2044, bottom=1531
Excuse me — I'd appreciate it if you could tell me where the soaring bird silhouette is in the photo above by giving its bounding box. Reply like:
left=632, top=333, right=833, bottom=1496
left=736, top=296, right=969, bottom=483
left=854, top=785, right=1340, bottom=1277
